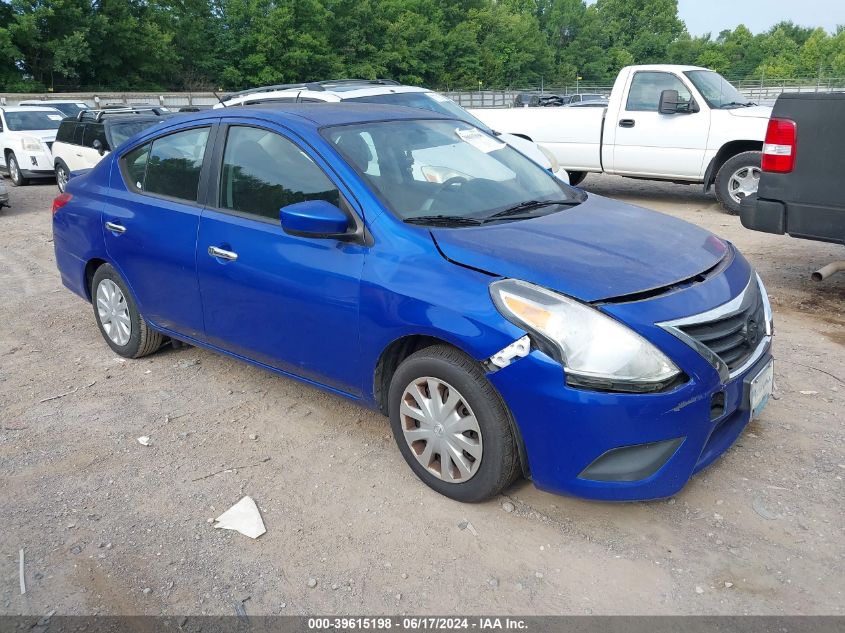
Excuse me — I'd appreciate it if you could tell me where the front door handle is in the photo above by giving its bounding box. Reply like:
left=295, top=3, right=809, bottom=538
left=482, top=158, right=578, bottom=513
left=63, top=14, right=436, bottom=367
left=619, top=119, right=636, bottom=128
left=104, top=221, right=126, bottom=234
left=208, top=246, right=238, bottom=262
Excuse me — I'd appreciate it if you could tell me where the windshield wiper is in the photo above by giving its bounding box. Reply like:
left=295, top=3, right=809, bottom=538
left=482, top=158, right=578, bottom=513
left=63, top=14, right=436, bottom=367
left=483, top=199, right=578, bottom=223
left=404, top=215, right=484, bottom=227
left=720, top=101, right=755, bottom=108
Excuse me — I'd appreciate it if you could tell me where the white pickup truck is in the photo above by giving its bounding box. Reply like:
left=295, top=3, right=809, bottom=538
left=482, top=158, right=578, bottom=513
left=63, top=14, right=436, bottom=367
left=470, top=65, right=773, bottom=214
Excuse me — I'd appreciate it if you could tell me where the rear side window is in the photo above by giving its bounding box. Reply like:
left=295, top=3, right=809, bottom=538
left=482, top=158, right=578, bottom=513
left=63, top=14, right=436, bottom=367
left=123, top=127, right=209, bottom=202
left=55, top=121, right=78, bottom=144
left=73, top=124, right=85, bottom=145
left=83, top=123, right=109, bottom=150
left=626, top=72, right=691, bottom=111
left=219, top=126, right=339, bottom=221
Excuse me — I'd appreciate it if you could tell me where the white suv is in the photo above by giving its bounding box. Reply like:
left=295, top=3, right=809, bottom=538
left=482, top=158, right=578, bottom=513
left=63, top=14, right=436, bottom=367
left=0, top=106, right=62, bottom=186
left=216, top=80, right=569, bottom=183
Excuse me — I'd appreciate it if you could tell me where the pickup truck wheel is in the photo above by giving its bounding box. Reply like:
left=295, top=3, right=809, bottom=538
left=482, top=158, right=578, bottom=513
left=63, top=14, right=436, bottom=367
left=388, top=345, right=520, bottom=502
left=715, top=151, right=762, bottom=215
left=567, top=170, right=587, bottom=187
left=91, top=264, right=164, bottom=358
left=55, top=162, right=70, bottom=193
left=7, top=153, right=29, bottom=187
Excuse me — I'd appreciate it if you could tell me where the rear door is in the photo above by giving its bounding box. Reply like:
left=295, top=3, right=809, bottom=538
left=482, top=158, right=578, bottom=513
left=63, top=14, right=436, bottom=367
left=102, top=123, right=217, bottom=339
left=195, top=120, right=367, bottom=394
left=605, top=70, right=710, bottom=179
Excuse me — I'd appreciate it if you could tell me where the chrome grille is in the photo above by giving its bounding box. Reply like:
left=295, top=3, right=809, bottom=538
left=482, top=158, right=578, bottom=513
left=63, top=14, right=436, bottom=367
left=658, top=275, right=771, bottom=382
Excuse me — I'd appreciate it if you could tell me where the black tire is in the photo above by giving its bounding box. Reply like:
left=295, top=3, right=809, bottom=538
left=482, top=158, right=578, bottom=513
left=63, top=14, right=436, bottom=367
left=714, top=150, right=762, bottom=215
left=7, top=152, right=29, bottom=187
left=567, top=170, right=587, bottom=187
left=55, top=161, right=70, bottom=193
left=388, top=344, right=520, bottom=502
left=91, top=263, right=163, bottom=359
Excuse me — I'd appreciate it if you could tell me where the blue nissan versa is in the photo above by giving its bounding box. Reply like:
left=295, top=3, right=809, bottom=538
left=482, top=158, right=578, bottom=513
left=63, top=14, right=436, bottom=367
left=51, top=104, right=774, bottom=502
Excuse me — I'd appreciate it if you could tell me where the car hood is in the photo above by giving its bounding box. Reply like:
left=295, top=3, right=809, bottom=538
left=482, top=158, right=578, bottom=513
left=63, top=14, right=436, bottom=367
left=726, top=105, right=773, bottom=119
left=430, top=194, right=728, bottom=302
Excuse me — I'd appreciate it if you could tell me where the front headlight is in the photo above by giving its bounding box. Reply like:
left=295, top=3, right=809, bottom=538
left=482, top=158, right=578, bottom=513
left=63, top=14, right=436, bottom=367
left=490, top=279, right=682, bottom=392
left=22, top=137, right=43, bottom=152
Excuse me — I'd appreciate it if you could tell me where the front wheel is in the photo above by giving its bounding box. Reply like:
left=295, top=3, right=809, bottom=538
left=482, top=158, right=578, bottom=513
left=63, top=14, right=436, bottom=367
left=91, top=264, right=164, bottom=358
left=55, top=162, right=70, bottom=193
left=7, top=152, right=29, bottom=187
left=714, top=150, right=762, bottom=215
left=388, top=345, right=520, bottom=502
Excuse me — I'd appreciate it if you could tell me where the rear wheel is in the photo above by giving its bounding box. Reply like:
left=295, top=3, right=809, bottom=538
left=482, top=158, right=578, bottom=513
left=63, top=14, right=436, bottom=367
left=714, top=150, right=762, bottom=215
left=91, top=264, right=163, bottom=358
left=55, top=162, right=70, bottom=193
left=567, top=170, right=587, bottom=187
left=388, top=345, right=520, bottom=502
left=7, top=152, right=29, bottom=187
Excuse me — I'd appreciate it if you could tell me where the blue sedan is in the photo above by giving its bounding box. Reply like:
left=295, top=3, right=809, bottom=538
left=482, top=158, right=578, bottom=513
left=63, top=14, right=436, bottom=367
left=51, top=104, right=773, bottom=502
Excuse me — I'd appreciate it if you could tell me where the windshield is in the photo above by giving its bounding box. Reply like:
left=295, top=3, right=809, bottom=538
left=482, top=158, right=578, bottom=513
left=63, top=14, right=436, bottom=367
left=344, top=92, right=493, bottom=132
left=5, top=111, right=64, bottom=131
left=47, top=103, right=88, bottom=117
left=323, top=119, right=579, bottom=224
left=685, top=70, right=751, bottom=108
left=108, top=120, right=164, bottom=147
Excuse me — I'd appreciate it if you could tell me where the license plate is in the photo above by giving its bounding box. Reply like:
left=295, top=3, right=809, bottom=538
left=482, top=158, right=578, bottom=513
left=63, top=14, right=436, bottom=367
left=749, top=360, right=774, bottom=419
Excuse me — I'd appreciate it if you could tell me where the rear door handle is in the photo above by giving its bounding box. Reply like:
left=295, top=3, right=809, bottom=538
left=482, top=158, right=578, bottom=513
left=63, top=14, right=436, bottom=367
left=208, top=246, right=238, bottom=262
left=619, top=119, right=636, bottom=128
left=104, top=221, right=126, bottom=234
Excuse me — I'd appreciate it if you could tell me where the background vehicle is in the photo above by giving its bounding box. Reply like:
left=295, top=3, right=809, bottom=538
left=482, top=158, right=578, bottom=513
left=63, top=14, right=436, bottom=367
left=0, top=179, right=8, bottom=208
left=0, top=106, right=62, bottom=186
left=741, top=92, right=845, bottom=280
left=566, top=93, right=608, bottom=105
left=470, top=65, right=771, bottom=212
left=18, top=99, right=90, bottom=118
left=217, top=79, right=569, bottom=183
left=52, top=108, right=170, bottom=192
left=513, top=92, right=568, bottom=107
left=53, top=104, right=772, bottom=503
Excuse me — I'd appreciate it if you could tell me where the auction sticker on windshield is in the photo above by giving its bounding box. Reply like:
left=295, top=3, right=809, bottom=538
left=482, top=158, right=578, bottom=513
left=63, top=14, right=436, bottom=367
left=455, top=127, right=506, bottom=153
left=749, top=359, right=774, bottom=419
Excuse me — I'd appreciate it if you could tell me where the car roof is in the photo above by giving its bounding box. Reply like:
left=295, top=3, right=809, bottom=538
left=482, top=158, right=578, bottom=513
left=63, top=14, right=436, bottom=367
left=1, top=106, right=63, bottom=113
left=207, top=102, right=452, bottom=127
left=224, top=84, right=431, bottom=106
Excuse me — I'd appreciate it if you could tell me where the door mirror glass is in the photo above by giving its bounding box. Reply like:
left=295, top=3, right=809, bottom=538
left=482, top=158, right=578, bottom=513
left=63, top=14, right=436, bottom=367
left=280, top=200, right=350, bottom=238
left=92, top=138, right=105, bottom=155
left=658, top=89, right=695, bottom=114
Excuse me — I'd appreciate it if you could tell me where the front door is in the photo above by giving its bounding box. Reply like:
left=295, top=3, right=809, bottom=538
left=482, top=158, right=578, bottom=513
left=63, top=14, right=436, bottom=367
left=605, top=70, right=711, bottom=179
left=196, top=123, right=367, bottom=395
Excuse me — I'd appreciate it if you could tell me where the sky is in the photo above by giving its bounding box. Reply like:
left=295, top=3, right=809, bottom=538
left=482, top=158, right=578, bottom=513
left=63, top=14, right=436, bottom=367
left=676, top=0, right=845, bottom=36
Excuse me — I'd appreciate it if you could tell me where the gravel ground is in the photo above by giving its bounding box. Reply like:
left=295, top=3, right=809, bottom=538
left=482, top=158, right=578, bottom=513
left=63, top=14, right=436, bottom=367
left=0, top=174, right=842, bottom=616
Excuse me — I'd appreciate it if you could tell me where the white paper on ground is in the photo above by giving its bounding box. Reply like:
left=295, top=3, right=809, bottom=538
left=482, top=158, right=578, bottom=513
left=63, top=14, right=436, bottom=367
left=213, top=496, right=266, bottom=539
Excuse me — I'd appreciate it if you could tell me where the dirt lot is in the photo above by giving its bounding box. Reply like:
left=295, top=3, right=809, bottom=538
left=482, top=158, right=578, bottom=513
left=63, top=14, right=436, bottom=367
left=0, top=175, right=842, bottom=616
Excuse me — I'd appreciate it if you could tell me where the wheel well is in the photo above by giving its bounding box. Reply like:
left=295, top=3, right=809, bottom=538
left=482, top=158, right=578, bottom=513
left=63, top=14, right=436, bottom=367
left=705, top=140, right=763, bottom=188
left=84, top=258, right=107, bottom=301
left=373, top=335, right=444, bottom=414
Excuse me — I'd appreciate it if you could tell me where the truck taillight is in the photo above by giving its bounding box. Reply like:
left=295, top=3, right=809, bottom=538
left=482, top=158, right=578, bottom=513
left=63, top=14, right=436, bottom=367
left=52, top=192, right=72, bottom=215
left=761, top=118, right=797, bottom=173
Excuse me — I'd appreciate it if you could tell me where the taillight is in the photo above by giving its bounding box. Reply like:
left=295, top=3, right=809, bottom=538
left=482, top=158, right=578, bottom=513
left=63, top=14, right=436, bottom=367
left=761, top=118, right=797, bottom=173
left=52, top=192, right=73, bottom=215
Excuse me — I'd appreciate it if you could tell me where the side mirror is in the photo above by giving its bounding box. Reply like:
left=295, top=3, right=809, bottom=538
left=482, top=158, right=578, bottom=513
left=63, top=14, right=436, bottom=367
left=658, top=89, right=696, bottom=114
left=92, top=139, right=105, bottom=155
left=280, top=200, right=350, bottom=239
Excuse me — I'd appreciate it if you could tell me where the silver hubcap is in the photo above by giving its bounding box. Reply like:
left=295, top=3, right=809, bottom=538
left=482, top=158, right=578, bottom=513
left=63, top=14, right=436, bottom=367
left=57, top=167, right=67, bottom=191
left=10, top=159, right=19, bottom=182
left=399, top=377, right=482, bottom=483
left=728, top=165, right=761, bottom=204
left=96, top=279, right=131, bottom=346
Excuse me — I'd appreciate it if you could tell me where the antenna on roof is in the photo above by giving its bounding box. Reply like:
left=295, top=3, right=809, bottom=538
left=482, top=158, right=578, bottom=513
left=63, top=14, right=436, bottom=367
left=213, top=91, right=227, bottom=108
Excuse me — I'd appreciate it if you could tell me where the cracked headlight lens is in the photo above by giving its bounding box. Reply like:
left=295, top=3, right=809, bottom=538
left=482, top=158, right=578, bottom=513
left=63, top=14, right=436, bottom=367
left=491, top=279, right=681, bottom=392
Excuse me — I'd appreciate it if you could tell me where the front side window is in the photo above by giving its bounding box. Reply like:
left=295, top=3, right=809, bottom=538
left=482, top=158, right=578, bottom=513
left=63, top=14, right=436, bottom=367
left=626, top=72, right=691, bottom=112
left=324, top=119, right=578, bottom=222
left=83, top=124, right=109, bottom=151
left=55, top=121, right=79, bottom=144
left=4, top=111, right=64, bottom=131
left=121, top=127, right=209, bottom=201
left=219, top=126, right=339, bottom=221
